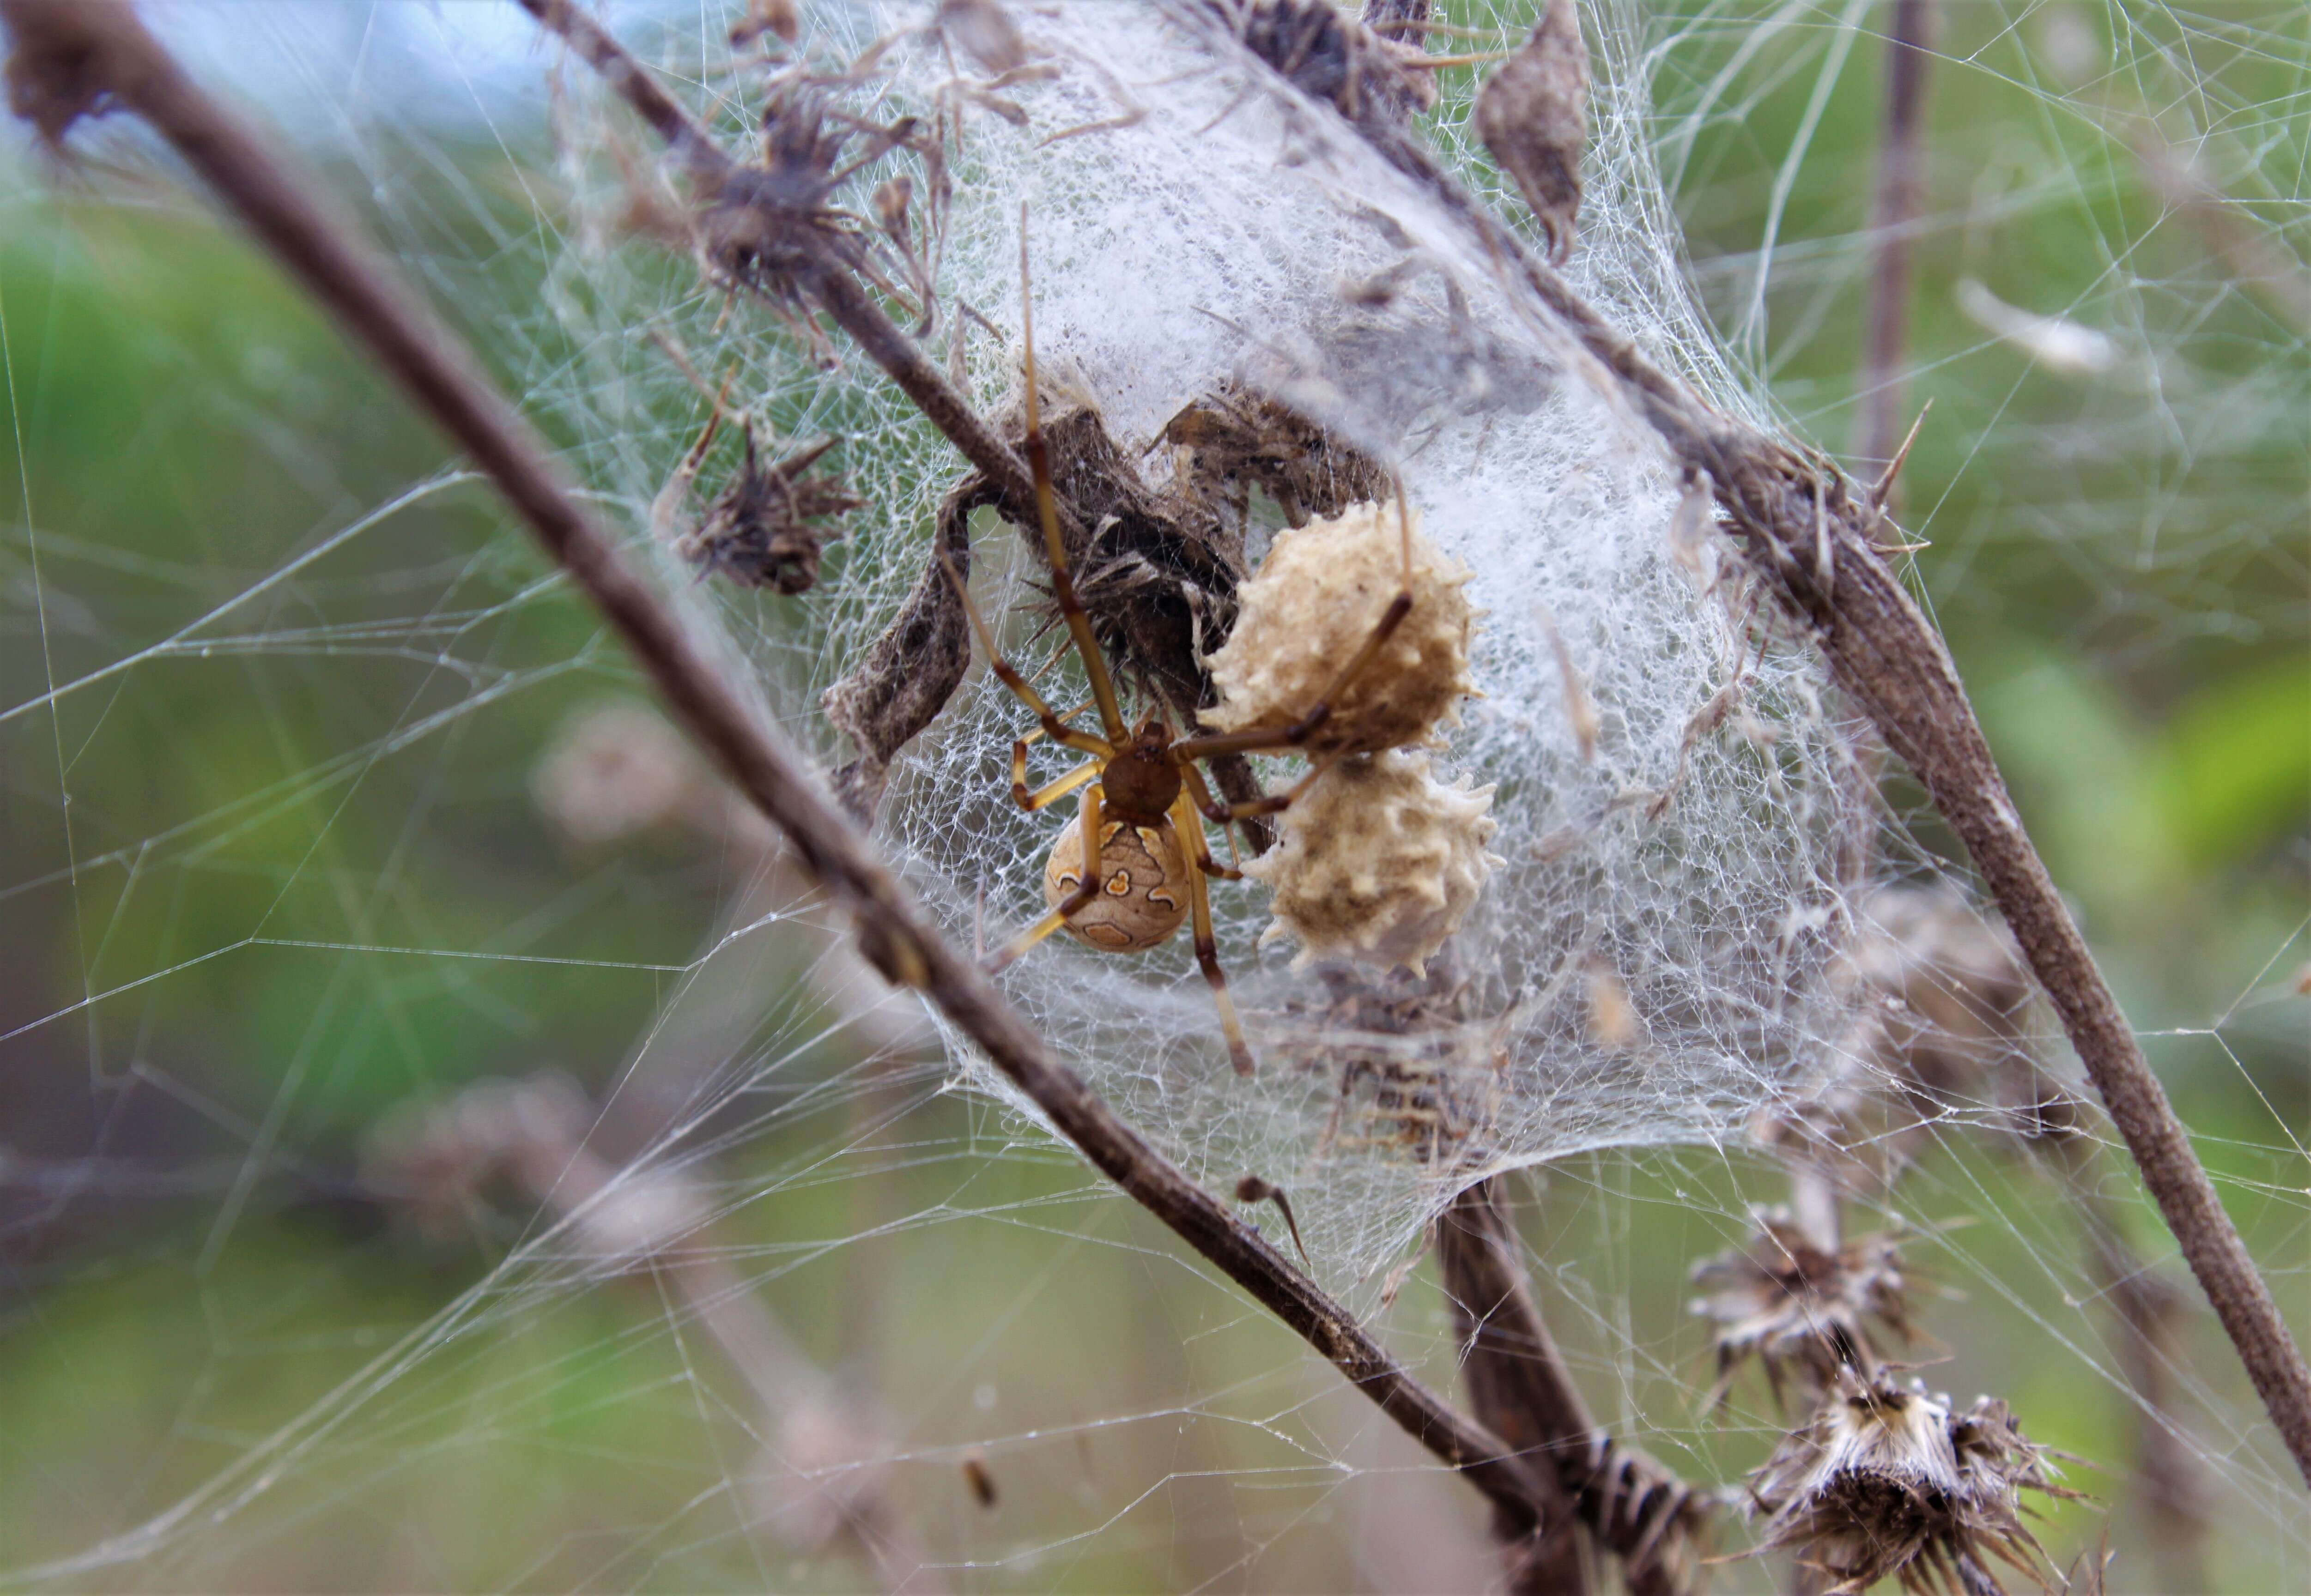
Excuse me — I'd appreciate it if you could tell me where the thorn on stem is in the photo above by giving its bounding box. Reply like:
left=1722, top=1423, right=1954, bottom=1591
left=1235, top=1175, right=1310, bottom=1266
left=1869, top=398, right=1932, bottom=517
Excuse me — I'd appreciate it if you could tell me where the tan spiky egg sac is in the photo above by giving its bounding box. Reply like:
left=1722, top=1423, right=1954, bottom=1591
left=1203, top=501, right=1477, bottom=755
left=1244, top=751, right=1501, bottom=976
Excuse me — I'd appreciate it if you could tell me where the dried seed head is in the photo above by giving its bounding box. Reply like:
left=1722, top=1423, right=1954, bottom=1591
left=1204, top=501, right=1478, bottom=755
left=1753, top=1371, right=2065, bottom=1594
left=679, top=435, right=862, bottom=595
left=533, top=700, right=712, bottom=847
left=1768, top=884, right=2066, bottom=1188
left=1690, top=1208, right=1911, bottom=1404
left=1845, top=884, right=2040, bottom=1110
left=358, top=1072, right=714, bottom=1267
left=1245, top=750, right=1500, bottom=976
left=362, top=1074, right=581, bottom=1241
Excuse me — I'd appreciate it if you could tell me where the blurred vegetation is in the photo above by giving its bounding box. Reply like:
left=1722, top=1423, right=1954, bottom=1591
left=0, top=2, right=2303, bottom=1591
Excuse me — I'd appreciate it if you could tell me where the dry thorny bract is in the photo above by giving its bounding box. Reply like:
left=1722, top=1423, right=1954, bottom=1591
left=651, top=381, right=865, bottom=595
left=1472, top=0, right=1589, bottom=263
left=1233, top=1175, right=1310, bottom=1264
left=686, top=432, right=863, bottom=594
left=1219, top=0, right=1435, bottom=133
left=1772, top=883, right=2074, bottom=1192
left=680, top=52, right=949, bottom=339
left=729, top=0, right=801, bottom=49
left=1712, top=884, right=2128, bottom=1591
left=1750, top=1370, right=2073, bottom=1595
left=1691, top=1209, right=1914, bottom=1410
left=1160, top=380, right=1393, bottom=530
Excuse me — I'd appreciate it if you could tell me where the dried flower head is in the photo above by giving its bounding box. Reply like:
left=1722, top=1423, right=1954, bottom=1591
left=1847, top=885, right=2038, bottom=1106
left=360, top=1073, right=597, bottom=1243
left=1691, top=1208, right=1913, bottom=1405
left=1767, top=885, right=2064, bottom=1188
left=679, top=434, right=863, bottom=595
left=533, top=699, right=714, bottom=847
left=1753, top=1371, right=2067, bottom=1595
left=1204, top=501, right=1478, bottom=755
left=1245, top=749, right=1499, bottom=976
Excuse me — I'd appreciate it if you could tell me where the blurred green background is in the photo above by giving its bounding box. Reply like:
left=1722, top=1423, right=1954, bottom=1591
left=0, top=1, right=2303, bottom=1590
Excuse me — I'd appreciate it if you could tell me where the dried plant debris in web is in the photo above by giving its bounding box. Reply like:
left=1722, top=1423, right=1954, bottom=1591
left=1750, top=1371, right=2074, bottom=1596
left=681, top=434, right=864, bottom=594
left=1473, top=0, right=1589, bottom=263
left=543, top=0, right=1882, bottom=1282
left=1690, top=1208, right=1915, bottom=1409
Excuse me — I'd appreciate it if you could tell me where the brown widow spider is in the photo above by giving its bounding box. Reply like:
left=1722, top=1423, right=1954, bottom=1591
left=944, top=213, right=1421, bottom=1076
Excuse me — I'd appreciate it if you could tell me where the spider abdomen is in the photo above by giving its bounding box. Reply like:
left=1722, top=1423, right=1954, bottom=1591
left=1043, top=816, right=1191, bottom=953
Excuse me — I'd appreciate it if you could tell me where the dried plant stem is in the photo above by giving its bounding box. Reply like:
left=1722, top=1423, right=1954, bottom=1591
left=1852, top=0, right=1936, bottom=486
left=2044, top=1133, right=2213, bottom=1589
left=1214, top=0, right=2311, bottom=1486
left=1359, top=0, right=1433, bottom=48
left=0, top=0, right=1570, bottom=1536
left=1439, top=1182, right=1592, bottom=1593
left=1439, top=1180, right=1699, bottom=1593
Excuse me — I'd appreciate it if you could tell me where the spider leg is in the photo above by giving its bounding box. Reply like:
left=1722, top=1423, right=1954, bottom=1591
left=941, top=551, right=1112, bottom=760
left=1170, top=493, right=1421, bottom=762
left=1172, top=792, right=1254, bottom=1076
left=1180, top=753, right=1343, bottom=824
left=1015, top=696, right=1098, bottom=750
left=1018, top=207, right=1128, bottom=744
left=647, top=365, right=737, bottom=541
left=989, top=783, right=1105, bottom=973
left=1014, top=756, right=1100, bottom=812
left=1169, top=790, right=1243, bottom=882
left=1175, top=762, right=1251, bottom=868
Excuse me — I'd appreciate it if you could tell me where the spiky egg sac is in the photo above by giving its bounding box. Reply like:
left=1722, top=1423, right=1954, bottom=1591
left=1043, top=815, right=1191, bottom=952
left=1244, top=750, right=1500, bottom=976
left=1202, top=501, right=1477, bottom=755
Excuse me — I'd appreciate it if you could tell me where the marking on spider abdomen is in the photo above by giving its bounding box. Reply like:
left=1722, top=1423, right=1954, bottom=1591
left=1044, top=817, right=1191, bottom=953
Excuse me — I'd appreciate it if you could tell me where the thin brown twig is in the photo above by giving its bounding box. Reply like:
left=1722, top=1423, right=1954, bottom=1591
left=1436, top=1181, right=1595, bottom=1595
left=1190, top=0, right=2311, bottom=1487
left=2043, top=1131, right=2214, bottom=1590
left=1439, top=1180, right=1702, bottom=1593
left=0, top=0, right=1567, bottom=1537
left=1852, top=0, right=1936, bottom=494
left=1359, top=0, right=1432, bottom=48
